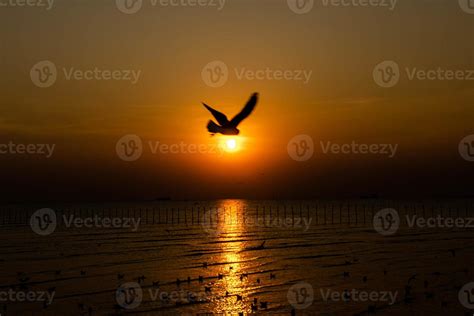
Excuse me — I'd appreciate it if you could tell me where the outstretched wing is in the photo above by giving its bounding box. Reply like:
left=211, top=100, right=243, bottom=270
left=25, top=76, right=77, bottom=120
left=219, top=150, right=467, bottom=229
left=202, top=103, right=229, bottom=126
left=230, top=93, right=259, bottom=127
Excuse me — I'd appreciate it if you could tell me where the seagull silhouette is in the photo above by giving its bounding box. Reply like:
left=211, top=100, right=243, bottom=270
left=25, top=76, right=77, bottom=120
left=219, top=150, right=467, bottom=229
left=203, top=92, right=259, bottom=135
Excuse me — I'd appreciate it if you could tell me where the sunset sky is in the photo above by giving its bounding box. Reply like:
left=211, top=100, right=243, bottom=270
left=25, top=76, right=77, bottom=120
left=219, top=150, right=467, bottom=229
left=1, top=0, right=473, bottom=202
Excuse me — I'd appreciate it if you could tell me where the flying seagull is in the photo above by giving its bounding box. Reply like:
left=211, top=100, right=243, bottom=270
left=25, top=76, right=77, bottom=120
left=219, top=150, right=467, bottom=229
left=203, top=92, right=259, bottom=135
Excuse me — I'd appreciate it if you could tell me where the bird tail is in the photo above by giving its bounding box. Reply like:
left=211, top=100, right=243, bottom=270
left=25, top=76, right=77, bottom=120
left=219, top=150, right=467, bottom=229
left=207, top=120, right=220, bottom=134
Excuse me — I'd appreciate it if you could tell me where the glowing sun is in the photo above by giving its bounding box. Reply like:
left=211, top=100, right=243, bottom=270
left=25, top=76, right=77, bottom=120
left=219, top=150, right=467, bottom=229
left=225, top=138, right=237, bottom=152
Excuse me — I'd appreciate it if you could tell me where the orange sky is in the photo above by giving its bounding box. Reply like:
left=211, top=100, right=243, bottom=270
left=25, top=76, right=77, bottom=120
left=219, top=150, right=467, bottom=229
left=0, top=1, right=473, bottom=202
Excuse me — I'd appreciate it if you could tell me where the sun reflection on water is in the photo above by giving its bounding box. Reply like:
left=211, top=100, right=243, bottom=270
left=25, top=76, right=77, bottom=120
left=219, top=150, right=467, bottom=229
left=212, top=199, right=251, bottom=314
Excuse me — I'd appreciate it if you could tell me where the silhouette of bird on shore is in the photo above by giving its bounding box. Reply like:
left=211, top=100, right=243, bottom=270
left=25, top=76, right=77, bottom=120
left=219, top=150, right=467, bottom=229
left=203, top=93, right=259, bottom=136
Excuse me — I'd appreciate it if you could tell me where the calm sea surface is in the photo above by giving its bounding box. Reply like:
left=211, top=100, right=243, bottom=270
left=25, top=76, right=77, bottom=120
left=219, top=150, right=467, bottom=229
left=0, top=199, right=473, bottom=315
